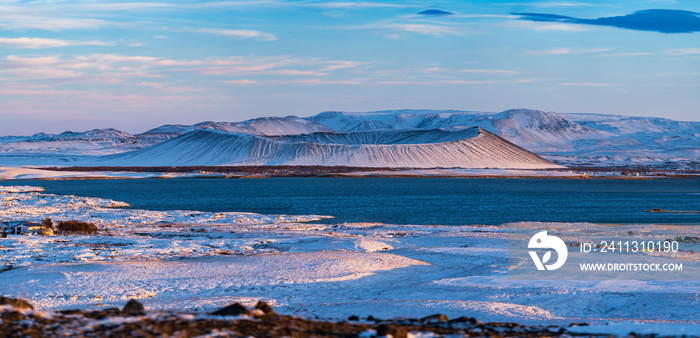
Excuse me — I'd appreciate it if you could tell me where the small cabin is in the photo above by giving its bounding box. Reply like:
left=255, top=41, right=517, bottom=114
left=0, top=221, right=44, bottom=235
left=15, top=223, right=44, bottom=235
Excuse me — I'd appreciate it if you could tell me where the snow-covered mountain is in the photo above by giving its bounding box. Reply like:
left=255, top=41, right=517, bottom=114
left=85, top=127, right=561, bottom=168
left=0, top=116, right=335, bottom=162
left=0, top=128, right=141, bottom=156
left=305, top=109, right=617, bottom=152
left=305, top=109, right=700, bottom=167
left=0, top=109, right=697, bottom=168
left=306, top=109, right=610, bottom=143
left=136, top=116, right=333, bottom=143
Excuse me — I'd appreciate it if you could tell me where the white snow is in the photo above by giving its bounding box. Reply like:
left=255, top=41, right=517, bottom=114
left=2, top=252, right=426, bottom=310
left=0, top=186, right=45, bottom=193
left=1, top=186, right=699, bottom=334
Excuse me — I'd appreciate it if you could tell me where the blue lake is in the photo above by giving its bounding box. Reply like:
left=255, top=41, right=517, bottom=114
left=2, top=177, right=699, bottom=225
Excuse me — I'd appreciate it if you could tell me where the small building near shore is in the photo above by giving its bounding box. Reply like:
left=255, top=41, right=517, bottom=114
left=0, top=221, right=46, bottom=235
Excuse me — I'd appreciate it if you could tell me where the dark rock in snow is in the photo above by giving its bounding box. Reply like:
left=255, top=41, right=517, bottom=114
left=377, top=323, right=408, bottom=338
left=449, top=316, right=478, bottom=324
left=84, top=308, right=121, bottom=320
left=122, top=299, right=145, bottom=315
left=421, top=313, right=448, bottom=323
left=0, top=297, right=34, bottom=310
left=254, top=301, right=274, bottom=316
left=212, top=303, right=250, bottom=316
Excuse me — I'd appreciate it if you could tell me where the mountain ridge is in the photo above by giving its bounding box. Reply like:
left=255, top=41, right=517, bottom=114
left=1, top=108, right=698, bottom=168
left=304, top=109, right=700, bottom=167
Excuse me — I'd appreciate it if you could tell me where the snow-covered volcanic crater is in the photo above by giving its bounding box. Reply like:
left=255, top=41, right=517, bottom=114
left=89, top=127, right=561, bottom=169
left=2, top=108, right=697, bottom=168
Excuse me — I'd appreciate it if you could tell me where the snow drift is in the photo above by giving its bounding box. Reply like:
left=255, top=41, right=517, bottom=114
left=89, top=127, right=562, bottom=169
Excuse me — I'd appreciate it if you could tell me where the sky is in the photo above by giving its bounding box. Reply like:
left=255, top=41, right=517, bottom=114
left=1, top=0, right=699, bottom=135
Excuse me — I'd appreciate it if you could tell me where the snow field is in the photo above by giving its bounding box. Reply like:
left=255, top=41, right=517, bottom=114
left=0, top=186, right=699, bottom=333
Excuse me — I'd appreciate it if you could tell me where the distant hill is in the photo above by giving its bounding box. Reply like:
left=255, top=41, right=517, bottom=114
left=0, top=128, right=141, bottom=156
left=0, top=108, right=697, bottom=168
left=85, top=127, right=561, bottom=169
left=136, top=116, right=333, bottom=143
left=305, top=109, right=700, bottom=167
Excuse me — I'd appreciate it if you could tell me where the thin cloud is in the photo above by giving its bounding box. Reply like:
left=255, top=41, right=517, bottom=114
left=0, top=5, right=109, bottom=31
left=513, top=9, right=700, bottom=33
left=343, top=9, right=488, bottom=39
left=602, top=52, right=654, bottom=57
left=268, top=79, right=366, bottom=85
left=379, top=80, right=498, bottom=85
left=386, top=23, right=463, bottom=37
left=557, top=82, right=613, bottom=86
left=0, top=83, right=82, bottom=97
left=515, top=78, right=540, bottom=83
left=526, top=47, right=610, bottom=55
left=512, top=20, right=589, bottom=32
left=461, top=68, right=519, bottom=75
left=508, top=1, right=595, bottom=7
left=59, top=2, right=176, bottom=11
left=1, top=54, right=370, bottom=85
left=423, top=67, right=520, bottom=75
left=185, top=28, right=278, bottom=41
left=0, top=16, right=108, bottom=31
left=0, top=1, right=286, bottom=32
left=268, top=69, right=325, bottom=76
left=664, top=48, right=700, bottom=55
left=222, top=79, right=260, bottom=85
left=1, top=54, right=166, bottom=83
left=308, top=2, right=412, bottom=9
left=320, top=60, right=372, bottom=71
left=0, top=37, right=113, bottom=49
left=138, top=82, right=206, bottom=93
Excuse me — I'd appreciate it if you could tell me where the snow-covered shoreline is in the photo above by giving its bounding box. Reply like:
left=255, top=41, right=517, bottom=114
left=1, top=185, right=699, bottom=333
left=0, top=166, right=231, bottom=181
left=3, top=165, right=697, bottom=181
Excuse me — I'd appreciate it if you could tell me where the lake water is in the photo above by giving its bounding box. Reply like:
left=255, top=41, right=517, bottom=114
left=2, top=177, right=699, bottom=225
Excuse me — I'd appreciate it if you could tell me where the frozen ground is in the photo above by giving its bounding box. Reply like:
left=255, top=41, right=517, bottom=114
left=0, top=166, right=574, bottom=180
left=1, top=186, right=699, bottom=335
left=0, top=166, right=579, bottom=181
left=338, top=168, right=582, bottom=177
left=0, top=166, right=228, bottom=180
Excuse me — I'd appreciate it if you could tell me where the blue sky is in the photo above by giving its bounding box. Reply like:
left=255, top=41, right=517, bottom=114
left=1, top=0, right=699, bottom=135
